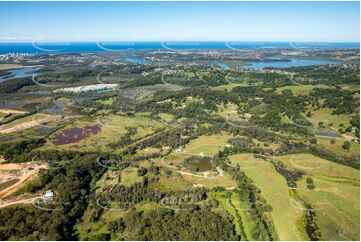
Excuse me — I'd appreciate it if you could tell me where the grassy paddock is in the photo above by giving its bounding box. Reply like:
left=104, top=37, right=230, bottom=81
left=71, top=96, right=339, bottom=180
left=229, top=153, right=304, bottom=240
left=276, top=84, right=331, bottom=95
left=275, top=154, right=360, bottom=240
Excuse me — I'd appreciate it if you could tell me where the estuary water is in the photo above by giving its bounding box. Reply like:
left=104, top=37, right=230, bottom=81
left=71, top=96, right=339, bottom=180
left=241, top=59, right=339, bottom=69
left=0, top=67, right=40, bottom=82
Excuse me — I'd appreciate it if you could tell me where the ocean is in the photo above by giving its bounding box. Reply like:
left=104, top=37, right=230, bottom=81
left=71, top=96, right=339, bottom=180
left=0, top=41, right=359, bottom=54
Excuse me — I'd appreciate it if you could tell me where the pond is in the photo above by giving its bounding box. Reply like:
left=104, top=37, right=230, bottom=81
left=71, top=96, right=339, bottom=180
left=183, top=156, right=213, bottom=172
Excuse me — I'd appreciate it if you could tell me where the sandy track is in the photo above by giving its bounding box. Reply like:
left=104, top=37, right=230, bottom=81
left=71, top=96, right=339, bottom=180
left=0, top=194, right=42, bottom=208
left=0, top=109, right=28, bottom=114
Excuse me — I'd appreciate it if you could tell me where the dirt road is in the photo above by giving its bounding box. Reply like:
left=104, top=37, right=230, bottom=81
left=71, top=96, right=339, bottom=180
left=0, top=195, right=42, bottom=208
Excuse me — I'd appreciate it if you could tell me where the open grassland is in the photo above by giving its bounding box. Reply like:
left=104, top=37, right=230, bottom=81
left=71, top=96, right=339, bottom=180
left=182, top=133, right=231, bottom=156
left=0, top=64, right=41, bottom=70
left=251, top=138, right=280, bottom=151
left=98, top=114, right=163, bottom=129
left=304, top=108, right=351, bottom=129
left=339, top=84, right=360, bottom=92
left=120, top=167, right=143, bottom=187
left=315, top=136, right=360, bottom=157
left=0, top=113, right=61, bottom=135
left=229, top=153, right=304, bottom=240
left=135, top=147, right=162, bottom=157
left=157, top=113, right=175, bottom=122
left=162, top=153, right=191, bottom=167
left=150, top=167, right=194, bottom=192
left=96, top=97, right=116, bottom=105
left=218, top=103, right=255, bottom=127
left=275, top=84, right=331, bottom=95
left=180, top=170, right=236, bottom=189
left=275, top=154, right=360, bottom=241
left=212, top=82, right=247, bottom=91
left=42, top=115, right=164, bottom=152
left=153, top=157, right=237, bottom=190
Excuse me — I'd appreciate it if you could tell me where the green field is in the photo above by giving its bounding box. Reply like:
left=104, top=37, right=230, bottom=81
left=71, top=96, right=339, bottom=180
left=120, top=167, right=143, bottom=186
left=156, top=155, right=237, bottom=190
left=96, top=97, right=116, bottom=105
left=0, top=64, right=40, bottom=70
left=275, top=84, right=332, bottom=95
left=315, top=136, right=360, bottom=157
left=304, top=108, right=351, bottom=129
left=275, top=154, right=360, bottom=240
left=208, top=191, right=245, bottom=239
left=182, top=133, right=231, bottom=156
left=229, top=153, right=305, bottom=240
left=208, top=190, right=258, bottom=240
left=41, top=114, right=164, bottom=152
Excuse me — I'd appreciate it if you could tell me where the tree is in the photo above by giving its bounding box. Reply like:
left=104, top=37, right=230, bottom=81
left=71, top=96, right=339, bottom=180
left=345, top=126, right=352, bottom=132
left=341, top=141, right=351, bottom=150
left=306, top=177, right=315, bottom=190
left=137, top=167, right=148, bottom=176
left=310, top=138, right=317, bottom=144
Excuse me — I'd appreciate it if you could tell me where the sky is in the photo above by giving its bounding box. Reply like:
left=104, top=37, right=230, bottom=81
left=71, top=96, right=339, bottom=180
left=0, top=1, right=359, bottom=42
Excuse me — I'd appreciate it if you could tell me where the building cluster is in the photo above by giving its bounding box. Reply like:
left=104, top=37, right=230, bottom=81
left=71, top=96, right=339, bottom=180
left=54, top=83, right=118, bottom=93
left=0, top=53, right=35, bottom=62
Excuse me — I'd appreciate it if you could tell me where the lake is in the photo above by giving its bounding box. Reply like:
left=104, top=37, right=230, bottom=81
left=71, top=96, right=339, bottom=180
left=241, top=59, right=338, bottom=69
left=123, top=57, right=148, bottom=64
left=0, top=67, right=40, bottom=82
left=213, top=61, right=230, bottom=69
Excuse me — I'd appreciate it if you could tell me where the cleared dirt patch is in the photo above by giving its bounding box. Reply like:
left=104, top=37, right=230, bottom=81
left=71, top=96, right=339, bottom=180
left=0, top=193, right=42, bottom=208
left=0, top=162, right=47, bottom=198
left=0, top=163, right=23, bottom=170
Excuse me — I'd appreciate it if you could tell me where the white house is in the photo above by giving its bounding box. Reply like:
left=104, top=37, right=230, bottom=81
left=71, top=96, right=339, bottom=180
left=175, top=146, right=184, bottom=153
left=44, top=190, right=54, bottom=202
